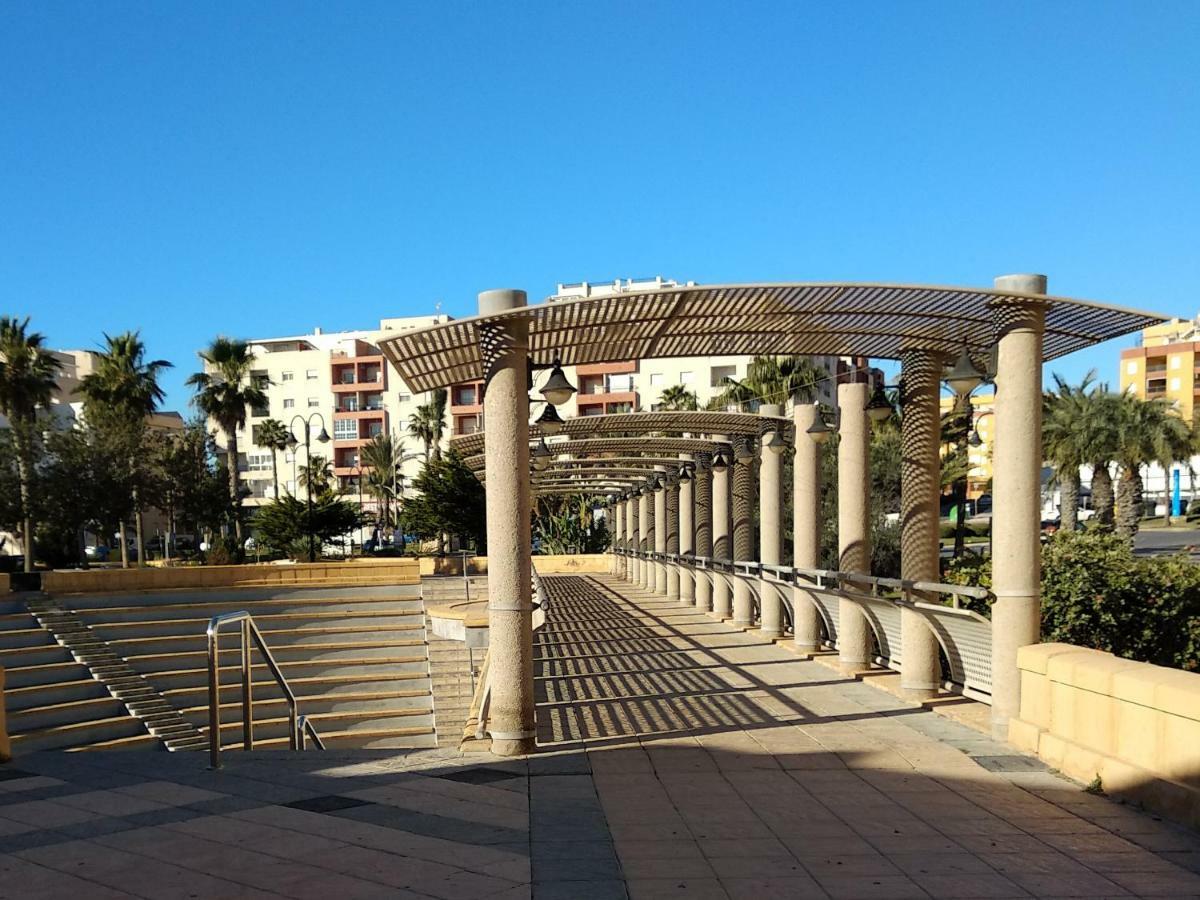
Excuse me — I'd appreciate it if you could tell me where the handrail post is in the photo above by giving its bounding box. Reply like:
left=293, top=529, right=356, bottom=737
left=241, top=618, right=253, bottom=752
left=207, top=623, right=221, bottom=769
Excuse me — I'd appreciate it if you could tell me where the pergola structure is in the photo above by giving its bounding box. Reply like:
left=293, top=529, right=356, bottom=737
left=380, top=279, right=1164, bottom=756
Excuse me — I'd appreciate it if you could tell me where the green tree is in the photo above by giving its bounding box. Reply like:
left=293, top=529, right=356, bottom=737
left=657, top=385, right=699, bottom=411
left=0, top=316, right=62, bottom=571
left=399, top=451, right=486, bottom=552
left=533, top=494, right=611, bottom=554
left=148, top=421, right=228, bottom=558
left=298, top=454, right=334, bottom=496
left=408, top=388, right=448, bottom=462
left=252, top=493, right=364, bottom=561
left=186, top=337, right=268, bottom=552
left=712, top=356, right=825, bottom=410
left=359, top=433, right=405, bottom=528
left=255, top=418, right=290, bottom=500
left=78, top=331, right=172, bottom=568
left=1074, top=387, right=1122, bottom=531
left=1043, top=372, right=1095, bottom=533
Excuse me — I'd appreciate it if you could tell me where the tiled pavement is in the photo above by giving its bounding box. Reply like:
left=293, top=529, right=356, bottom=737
left=0, top=573, right=1197, bottom=899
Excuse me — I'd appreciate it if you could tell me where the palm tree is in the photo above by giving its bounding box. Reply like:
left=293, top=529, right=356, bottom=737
left=1074, top=386, right=1122, bottom=532
left=408, top=388, right=448, bottom=461
left=186, top=338, right=267, bottom=551
left=1113, top=393, right=1194, bottom=538
left=712, top=356, right=825, bottom=410
left=0, top=317, right=62, bottom=572
left=658, top=384, right=699, bottom=411
left=78, top=332, right=172, bottom=568
left=256, top=418, right=290, bottom=499
left=1043, top=372, right=1095, bottom=533
left=298, top=454, right=334, bottom=497
left=360, top=433, right=405, bottom=528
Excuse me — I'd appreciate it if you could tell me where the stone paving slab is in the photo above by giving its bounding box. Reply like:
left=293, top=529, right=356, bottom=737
left=1, top=572, right=1198, bottom=898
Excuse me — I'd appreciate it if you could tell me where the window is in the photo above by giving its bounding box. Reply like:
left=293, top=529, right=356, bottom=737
left=367, top=422, right=383, bottom=438
left=281, top=371, right=294, bottom=382
left=340, top=396, right=359, bottom=412
left=334, top=419, right=357, bottom=440
left=711, top=365, right=736, bottom=388
left=364, top=393, right=383, bottom=410
left=283, top=398, right=295, bottom=409
left=679, top=371, right=694, bottom=384
left=306, top=369, right=318, bottom=380
left=649, top=373, right=663, bottom=387
left=1126, top=361, right=1138, bottom=375
left=285, top=479, right=296, bottom=494
left=1171, top=378, right=1181, bottom=391
left=397, top=393, right=411, bottom=403
left=246, top=453, right=272, bottom=472
left=608, top=374, right=633, bottom=393
left=1171, top=357, right=1182, bottom=370
left=284, top=452, right=295, bottom=464
left=307, top=398, right=319, bottom=408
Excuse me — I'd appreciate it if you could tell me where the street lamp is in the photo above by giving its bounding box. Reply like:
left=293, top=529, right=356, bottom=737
left=287, top=413, right=330, bottom=563
left=539, top=358, right=577, bottom=407
left=535, top=403, right=566, bottom=435
left=865, top=386, right=894, bottom=424
left=351, top=463, right=366, bottom=553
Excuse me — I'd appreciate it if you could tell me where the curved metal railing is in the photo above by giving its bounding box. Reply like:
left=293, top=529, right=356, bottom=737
left=207, top=611, right=325, bottom=769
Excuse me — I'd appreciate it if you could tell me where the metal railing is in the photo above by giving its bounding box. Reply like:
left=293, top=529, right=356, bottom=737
left=206, top=611, right=325, bottom=769
left=613, top=547, right=995, bottom=702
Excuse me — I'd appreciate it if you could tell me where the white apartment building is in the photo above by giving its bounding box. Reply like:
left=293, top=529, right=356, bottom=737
left=220, top=315, right=448, bottom=509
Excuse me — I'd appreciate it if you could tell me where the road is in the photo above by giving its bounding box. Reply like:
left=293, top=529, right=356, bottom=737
left=1133, top=528, right=1200, bottom=557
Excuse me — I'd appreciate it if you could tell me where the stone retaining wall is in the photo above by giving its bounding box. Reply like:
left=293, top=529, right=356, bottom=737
left=42, top=559, right=420, bottom=594
left=1010, top=642, right=1200, bottom=828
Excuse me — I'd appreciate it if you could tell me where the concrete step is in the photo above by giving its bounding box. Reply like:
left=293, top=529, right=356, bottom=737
left=198, top=708, right=435, bottom=743
left=7, top=695, right=127, bottom=732
left=0, top=612, right=40, bottom=632
left=219, top=725, right=438, bottom=751
left=4, top=660, right=93, bottom=688
left=0, top=643, right=76, bottom=668
left=102, top=632, right=427, bottom=656
left=71, top=598, right=424, bottom=621
left=182, top=689, right=434, bottom=724
left=126, top=648, right=430, bottom=673
left=154, top=668, right=432, bottom=694
left=5, top=678, right=109, bottom=710
left=10, top=714, right=149, bottom=753
left=0, top=628, right=60, bottom=649
left=69, top=732, right=165, bottom=752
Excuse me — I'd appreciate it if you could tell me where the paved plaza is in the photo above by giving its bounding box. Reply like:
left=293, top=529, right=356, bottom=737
left=1, top=573, right=1198, bottom=899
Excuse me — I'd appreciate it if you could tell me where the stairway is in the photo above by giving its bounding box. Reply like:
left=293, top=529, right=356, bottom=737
left=426, top=622, right=477, bottom=748
left=0, top=596, right=154, bottom=752
left=23, top=595, right=206, bottom=751
left=66, top=584, right=438, bottom=750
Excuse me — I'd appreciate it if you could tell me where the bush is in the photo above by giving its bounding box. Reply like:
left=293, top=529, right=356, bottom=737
left=945, top=531, right=1200, bottom=671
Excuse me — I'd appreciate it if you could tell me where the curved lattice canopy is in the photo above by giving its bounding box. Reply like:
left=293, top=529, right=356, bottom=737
left=380, top=281, right=1164, bottom=392
left=464, top=436, right=724, bottom=472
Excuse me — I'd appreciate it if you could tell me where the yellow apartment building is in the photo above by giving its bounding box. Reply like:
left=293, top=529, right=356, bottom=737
left=1119, top=318, right=1200, bottom=420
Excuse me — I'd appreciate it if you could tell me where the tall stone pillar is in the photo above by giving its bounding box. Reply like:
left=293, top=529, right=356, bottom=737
left=653, top=467, right=667, bottom=595
left=900, top=349, right=944, bottom=699
left=612, top=498, right=624, bottom=577
left=694, top=453, right=714, bottom=612
left=793, top=403, right=822, bottom=653
left=758, top=404, right=784, bottom=637
left=732, top=435, right=757, bottom=627
left=990, top=273, right=1047, bottom=739
left=638, top=488, right=651, bottom=590
left=479, top=289, right=534, bottom=756
left=628, top=492, right=640, bottom=585
left=838, top=381, right=872, bottom=675
left=679, top=457, right=695, bottom=605
left=666, top=473, right=680, bottom=601
left=711, top=439, right=732, bottom=618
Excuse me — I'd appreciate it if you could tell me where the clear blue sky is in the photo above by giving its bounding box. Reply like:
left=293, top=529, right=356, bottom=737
left=4, top=1, right=1198, bottom=409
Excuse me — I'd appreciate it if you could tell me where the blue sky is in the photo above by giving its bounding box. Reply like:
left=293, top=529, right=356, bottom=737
left=4, top=1, right=1198, bottom=409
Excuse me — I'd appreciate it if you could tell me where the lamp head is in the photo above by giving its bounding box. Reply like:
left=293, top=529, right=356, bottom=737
left=540, top=358, right=577, bottom=407
left=806, top=414, right=832, bottom=445
left=945, top=346, right=985, bottom=396
left=865, top=387, right=893, bottom=424
left=535, top=402, right=565, bottom=435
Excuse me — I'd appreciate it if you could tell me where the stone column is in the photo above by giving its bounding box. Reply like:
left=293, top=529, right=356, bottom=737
left=638, top=488, right=651, bottom=590
left=694, top=453, right=714, bottom=612
left=711, top=439, right=732, bottom=618
left=628, top=492, right=640, bottom=585
left=793, top=403, right=822, bottom=653
left=990, top=273, right=1047, bottom=739
left=654, top=467, right=667, bottom=595
left=612, top=499, right=623, bottom=577
left=759, top=404, right=784, bottom=638
left=479, top=289, right=534, bottom=756
left=732, top=435, right=757, bottom=627
left=838, top=381, right=872, bottom=675
left=900, top=349, right=944, bottom=699
left=679, top=456, right=695, bottom=605
left=666, top=474, right=680, bottom=601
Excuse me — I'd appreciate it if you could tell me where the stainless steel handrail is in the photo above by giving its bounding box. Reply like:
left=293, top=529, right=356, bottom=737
left=207, top=611, right=325, bottom=769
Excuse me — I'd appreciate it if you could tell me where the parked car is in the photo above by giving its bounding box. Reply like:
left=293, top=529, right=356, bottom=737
left=84, top=545, right=110, bottom=561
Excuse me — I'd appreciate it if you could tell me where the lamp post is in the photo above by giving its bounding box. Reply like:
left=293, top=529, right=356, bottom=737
left=351, top=463, right=366, bottom=553
left=942, top=347, right=988, bottom=560
left=286, top=413, right=330, bottom=563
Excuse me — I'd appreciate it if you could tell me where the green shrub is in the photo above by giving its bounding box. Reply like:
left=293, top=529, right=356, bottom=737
left=945, top=531, right=1200, bottom=671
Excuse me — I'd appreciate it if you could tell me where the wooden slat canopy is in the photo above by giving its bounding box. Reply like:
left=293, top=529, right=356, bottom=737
left=379, top=282, right=1165, bottom=392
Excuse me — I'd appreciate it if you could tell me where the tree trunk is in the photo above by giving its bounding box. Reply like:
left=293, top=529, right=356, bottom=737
left=227, top=427, right=244, bottom=554
left=1059, top=469, right=1080, bottom=533
left=271, top=451, right=279, bottom=501
left=119, top=521, right=130, bottom=568
left=1091, top=463, right=1115, bottom=531
left=133, top=484, right=146, bottom=569
left=15, top=434, right=34, bottom=573
left=1115, top=466, right=1139, bottom=541
left=78, top=529, right=89, bottom=569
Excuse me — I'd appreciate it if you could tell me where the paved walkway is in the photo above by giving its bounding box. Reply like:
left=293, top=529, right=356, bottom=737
left=0, top=573, right=1196, bottom=899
